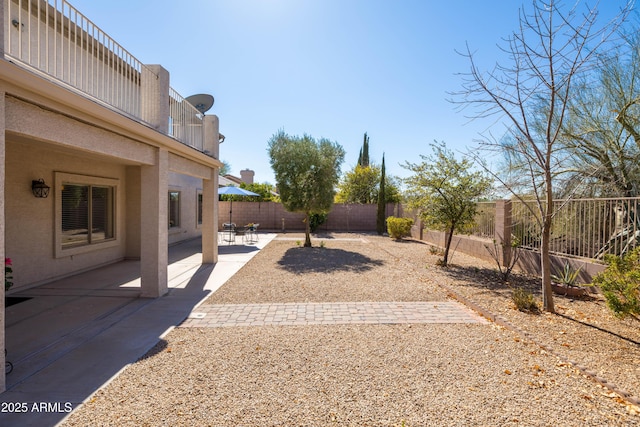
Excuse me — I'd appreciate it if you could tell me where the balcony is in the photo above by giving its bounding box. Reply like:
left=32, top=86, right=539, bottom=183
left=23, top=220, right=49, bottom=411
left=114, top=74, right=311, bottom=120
left=4, top=0, right=206, bottom=152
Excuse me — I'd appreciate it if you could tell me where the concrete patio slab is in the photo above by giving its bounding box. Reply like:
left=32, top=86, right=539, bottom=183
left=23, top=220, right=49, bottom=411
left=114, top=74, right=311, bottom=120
left=0, top=234, right=276, bottom=427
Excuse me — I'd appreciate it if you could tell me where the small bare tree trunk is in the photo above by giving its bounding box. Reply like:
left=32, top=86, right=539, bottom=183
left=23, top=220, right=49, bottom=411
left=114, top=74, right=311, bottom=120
left=541, top=147, right=556, bottom=313
left=443, top=223, right=456, bottom=266
left=304, top=213, right=312, bottom=247
left=540, top=219, right=555, bottom=313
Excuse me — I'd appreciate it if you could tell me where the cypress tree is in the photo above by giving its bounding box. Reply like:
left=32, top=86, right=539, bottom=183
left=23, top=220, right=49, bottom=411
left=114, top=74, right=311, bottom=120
left=376, top=153, right=387, bottom=234
left=358, top=132, right=370, bottom=167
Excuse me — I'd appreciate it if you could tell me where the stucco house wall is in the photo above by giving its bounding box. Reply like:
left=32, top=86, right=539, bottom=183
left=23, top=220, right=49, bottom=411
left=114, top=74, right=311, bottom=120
left=168, top=172, right=203, bottom=245
left=6, top=138, right=129, bottom=290
left=1, top=93, right=215, bottom=291
left=4, top=122, right=212, bottom=290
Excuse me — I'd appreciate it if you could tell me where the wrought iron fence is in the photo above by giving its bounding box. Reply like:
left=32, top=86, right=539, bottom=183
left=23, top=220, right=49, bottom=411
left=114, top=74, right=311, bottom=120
left=470, top=201, right=496, bottom=239
left=510, top=197, right=640, bottom=260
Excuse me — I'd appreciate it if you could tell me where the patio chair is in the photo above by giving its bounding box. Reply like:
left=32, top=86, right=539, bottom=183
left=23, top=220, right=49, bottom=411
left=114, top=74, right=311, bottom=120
left=245, top=223, right=259, bottom=244
left=235, top=226, right=248, bottom=244
left=221, top=223, right=236, bottom=244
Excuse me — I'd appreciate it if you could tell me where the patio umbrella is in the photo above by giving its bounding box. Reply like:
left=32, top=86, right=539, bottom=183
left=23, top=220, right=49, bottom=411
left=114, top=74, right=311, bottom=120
left=218, top=186, right=259, bottom=225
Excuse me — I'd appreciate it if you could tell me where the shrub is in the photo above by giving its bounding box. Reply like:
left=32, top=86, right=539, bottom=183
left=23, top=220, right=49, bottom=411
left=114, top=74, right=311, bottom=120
left=484, top=237, right=521, bottom=282
left=429, top=245, right=444, bottom=256
left=386, top=216, right=414, bottom=240
left=551, top=262, right=582, bottom=286
left=512, top=288, right=539, bottom=313
left=309, top=212, right=328, bottom=233
left=592, top=248, right=640, bottom=319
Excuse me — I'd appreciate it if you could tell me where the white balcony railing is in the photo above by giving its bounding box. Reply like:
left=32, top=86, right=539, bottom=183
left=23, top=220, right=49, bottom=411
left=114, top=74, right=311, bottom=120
left=4, top=0, right=204, bottom=151
left=169, top=87, right=204, bottom=151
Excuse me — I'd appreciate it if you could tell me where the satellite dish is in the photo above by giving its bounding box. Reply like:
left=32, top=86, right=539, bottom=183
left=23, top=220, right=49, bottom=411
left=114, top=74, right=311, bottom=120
left=186, top=94, right=214, bottom=114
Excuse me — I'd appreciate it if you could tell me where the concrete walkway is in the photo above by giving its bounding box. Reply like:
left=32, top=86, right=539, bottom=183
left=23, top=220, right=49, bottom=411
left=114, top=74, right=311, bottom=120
left=0, top=234, right=277, bottom=427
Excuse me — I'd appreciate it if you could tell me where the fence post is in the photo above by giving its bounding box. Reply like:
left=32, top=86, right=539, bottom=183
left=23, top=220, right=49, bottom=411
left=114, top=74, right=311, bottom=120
left=495, top=199, right=512, bottom=267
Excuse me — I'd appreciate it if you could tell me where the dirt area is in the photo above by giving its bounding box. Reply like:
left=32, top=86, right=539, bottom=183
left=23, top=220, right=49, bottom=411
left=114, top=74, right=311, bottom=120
left=63, top=233, right=640, bottom=426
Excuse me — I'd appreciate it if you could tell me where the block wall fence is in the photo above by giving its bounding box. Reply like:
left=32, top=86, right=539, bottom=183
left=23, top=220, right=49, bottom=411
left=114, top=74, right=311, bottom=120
left=218, top=202, right=403, bottom=233
left=222, top=200, right=606, bottom=282
left=408, top=200, right=606, bottom=283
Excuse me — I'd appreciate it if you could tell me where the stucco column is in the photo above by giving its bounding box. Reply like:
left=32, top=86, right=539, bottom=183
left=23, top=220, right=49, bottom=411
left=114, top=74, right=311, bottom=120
left=140, top=148, right=168, bottom=297
left=495, top=199, right=512, bottom=267
left=202, top=115, right=220, bottom=263
left=125, top=166, right=141, bottom=259
left=0, top=0, right=5, bottom=57
left=0, top=91, right=6, bottom=393
left=202, top=172, right=218, bottom=263
left=141, top=65, right=170, bottom=134
left=203, top=115, right=220, bottom=159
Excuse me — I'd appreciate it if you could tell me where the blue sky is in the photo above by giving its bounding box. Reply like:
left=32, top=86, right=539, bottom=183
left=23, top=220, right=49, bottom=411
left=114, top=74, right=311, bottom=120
left=69, top=0, right=632, bottom=185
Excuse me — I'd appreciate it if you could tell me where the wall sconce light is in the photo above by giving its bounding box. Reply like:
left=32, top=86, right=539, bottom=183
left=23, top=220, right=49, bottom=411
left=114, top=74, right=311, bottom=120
left=32, top=179, right=50, bottom=198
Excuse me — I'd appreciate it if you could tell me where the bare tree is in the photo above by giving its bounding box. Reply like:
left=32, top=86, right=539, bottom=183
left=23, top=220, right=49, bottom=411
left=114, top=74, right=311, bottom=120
left=453, top=0, right=632, bottom=312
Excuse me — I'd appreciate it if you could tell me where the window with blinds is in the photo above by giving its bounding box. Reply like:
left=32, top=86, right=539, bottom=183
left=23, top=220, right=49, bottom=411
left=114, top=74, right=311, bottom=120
left=61, top=184, right=114, bottom=248
left=169, top=191, right=180, bottom=228
left=197, top=192, right=203, bottom=225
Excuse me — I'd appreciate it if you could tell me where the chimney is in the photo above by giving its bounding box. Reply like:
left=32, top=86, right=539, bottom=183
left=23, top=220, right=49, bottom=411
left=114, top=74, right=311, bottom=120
left=240, top=169, right=255, bottom=185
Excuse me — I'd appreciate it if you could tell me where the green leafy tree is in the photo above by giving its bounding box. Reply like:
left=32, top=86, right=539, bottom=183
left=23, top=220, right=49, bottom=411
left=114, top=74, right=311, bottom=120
left=240, top=182, right=279, bottom=202
left=336, top=164, right=401, bottom=204
left=220, top=183, right=277, bottom=203
left=403, top=142, right=491, bottom=266
left=560, top=27, right=640, bottom=198
left=337, top=133, right=401, bottom=204
left=336, top=165, right=380, bottom=204
left=219, top=182, right=277, bottom=202
left=219, top=160, right=232, bottom=176
left=268, top=130, right=345, bottom=247
left=376, top=154, right=387, bottom=235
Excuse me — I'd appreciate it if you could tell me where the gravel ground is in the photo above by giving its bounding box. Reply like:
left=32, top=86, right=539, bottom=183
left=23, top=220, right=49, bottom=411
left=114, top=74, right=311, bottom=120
left=412, top=239, right=640, bottom=408
left=64, top=233, right=640, bottom=426
left=207, top=236, right=449, bottom=304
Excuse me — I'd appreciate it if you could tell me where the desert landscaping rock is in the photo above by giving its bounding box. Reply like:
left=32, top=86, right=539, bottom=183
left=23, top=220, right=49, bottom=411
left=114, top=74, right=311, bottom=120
left=63, top=234, right=640, bottom=426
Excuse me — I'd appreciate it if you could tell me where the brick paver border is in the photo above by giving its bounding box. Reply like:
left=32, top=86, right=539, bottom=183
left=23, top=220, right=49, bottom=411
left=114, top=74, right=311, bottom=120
left=180, top=301, right=488, bottom=327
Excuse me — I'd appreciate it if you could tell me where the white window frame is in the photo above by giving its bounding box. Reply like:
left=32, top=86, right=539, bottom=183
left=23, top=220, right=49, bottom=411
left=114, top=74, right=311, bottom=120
left=55, top=172, right=119, bottom=258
